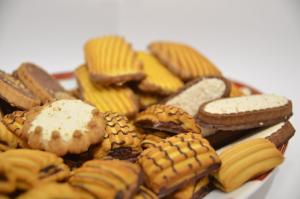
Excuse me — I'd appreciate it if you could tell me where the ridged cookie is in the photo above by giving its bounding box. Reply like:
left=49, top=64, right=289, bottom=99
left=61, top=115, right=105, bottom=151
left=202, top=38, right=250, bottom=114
left=69, top=159, right=142, bottom=199
left=135, top=104, right=201, bottom=134
left=213, top=138, right=284, bottom=192
left=21, top=99, right=106, bottom=156
left=0, top=121, right=27, bottom=151
left=84, top=35, right=145, bottom=86
left=148, top=41, right=222, bottom=81
left=137, top=52, right=183, bottom=95
left=75, top=65, right=139, bottom=117
left=138, top=133, right=220, bottom=197
left=93, top=112, right=142, bottom=160
left=197, top=94, right=292, bottom=131
left=0, top=70, right=40, bottom=110
left=133, top=186, right=158, bottom=199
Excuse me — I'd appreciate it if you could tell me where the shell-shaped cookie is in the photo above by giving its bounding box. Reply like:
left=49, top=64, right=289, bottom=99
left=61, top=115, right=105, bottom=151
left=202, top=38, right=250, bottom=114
left=0, top=149, right=70, bottom=193
left=93, top=112, right=142, bottom=160
left=138, top=132, right=220, bottom=197
left=75, top=65, right=139, bottom=117
left=213, top=138, right=284, bottom=192
left=84, top=35, right=145, bottom=86
left=148, top=41, right=222, bottom=81
left=0, top=121, right=27, bottom=151
left=133, top=186, right=158, bottom=199
left=69, top=159, right=142, bottom=199
left=135, top=104, right=201, bottom=134
left=2, top=111, right=27, bottom=138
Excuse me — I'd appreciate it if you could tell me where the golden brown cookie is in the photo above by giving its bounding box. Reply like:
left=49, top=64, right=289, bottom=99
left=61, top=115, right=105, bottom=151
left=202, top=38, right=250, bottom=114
left=135, top=104, right=201, bottom=134
left=2, top=111, right=27, bottom=138
left=230, top=83, right=245, bottom=97
left=148, top=41, right=222, bottom=81
left=14, top=63, right=66, bottom=104
left=214, top=138, right=284, bottom=192
left=0, top=149, right=70, bottom=193
left=21, top=99, right=106, bottom=156
left=0, top=70, right=40, bottom=110
left=75, top=65, right=139, bottom=118
left=69, top=159, right=142, bottom=199
left=138, top=133, right=220, bottom=197
left=136, top=92, right=161, bottom=109
left=93, top=112, right=142, bottom=160
left=84, top=35, right=145, bottom=86
left=141, top=134, right=164, bottom=150
left=137, top=52, right=183, bottom=95
left=133, top=186, right=158, bottom=199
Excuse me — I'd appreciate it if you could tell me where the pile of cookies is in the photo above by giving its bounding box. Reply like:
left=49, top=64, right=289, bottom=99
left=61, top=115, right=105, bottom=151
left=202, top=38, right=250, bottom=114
left=0, top=35, right=295, bottom=199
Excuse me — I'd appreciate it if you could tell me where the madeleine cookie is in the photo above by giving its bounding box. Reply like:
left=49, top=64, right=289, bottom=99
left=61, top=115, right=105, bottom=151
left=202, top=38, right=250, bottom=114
left=133, top=186, right=158, bottom=199
left=69, top=159, right=142, bottom=199
left=84, top=35, right=145, bottom=86
left=148, top=41, right=222, bottom=81
left=0, top=70, right=40, bottom=110
left=165, top=76, right=231, bottom=116
left=93, top=112, right=142, bottom=160
left=214, top=138, right=284, bottom=192
left=2, top=111, right=27, bottom=138
left=0, top=149, right=69, bottom=193
left=75, top=65, right=139, bottom=117
left=0, top=121, right=27, bottom=151
left=137, top=52, right=183, bottom=95
left=197, top=94, right=292, bottom=131
left=135, top=104, right=200, bottom=134
left=138, top=133, right=220, bottom=197
left=21, top=99, right=106, bottom=156
left=14, top=63, right=66, bottom=104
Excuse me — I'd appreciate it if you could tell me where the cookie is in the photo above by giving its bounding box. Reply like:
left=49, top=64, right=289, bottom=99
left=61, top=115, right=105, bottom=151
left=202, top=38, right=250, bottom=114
left=0, top=70, right=40, bottom=110
left=84, top=35, right=145, bottom=86
left=133, top=186, right=158, bottom=199
left=14, top=63, right=66, bottom=104
left=213, top=138, right=284, bottom=192
left=141, top=134, right=164, bottom=149
left=75, top=65, right=139, bottom=117
left=93, top=112, right=142, bottom=160
left=135, top=104, right=201, bottom=134
left=138, top=133, right=220, bottom=197
left=197, top=94, right=292, bottom=131
left=21, top=99, right=106, bottom=156
left=148, top=41, right=222, bottom=81
left=164, top=76, right=231, bottom=116
left=69, top=159, right=142, bottom=199
left=136, top=92, right=161, bottom=109
left=2, top=111, right=27, bottom=138
left=137, top=52, right=183, bottom=95
left=0, top=149, right=70, bottom=193
left=230, top=83, right=245, bottom=97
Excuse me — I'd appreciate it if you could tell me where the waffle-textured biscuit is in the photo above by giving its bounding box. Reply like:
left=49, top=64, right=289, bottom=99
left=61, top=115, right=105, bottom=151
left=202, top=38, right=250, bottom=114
left=230, top=83, right=245, bottom=97
left=133, top=186, right=158, bottom=199
left=0, top=149, right=70, bottom=193
left=21, top=99, right=106, bottom=156
left=138, top=133, right=220, bottom=197
left=135, top=104, right=201, bottom=134
left=93, top=112, right=142, bottom=160
left=214, top=138, right=284, bottom=192
left=197, top=94, right=292, bottom=131
left=148, top=41, right=222, bottom=81
left=137, top=52, right=183, bottom=95
left=0, top=121, right=27, bottom=151
left=69, top=159, right=142, bottom=199
left=2, top=111, right=27, bottom=138
left=165, top=76, right=231, bottom=116
left=84, top=35, right=145, bottom=86
left=14, top=63, right=66, bottom=104
left=0, top=70, right=40, bottom=110
left=75, top=65, right=139, bottom=117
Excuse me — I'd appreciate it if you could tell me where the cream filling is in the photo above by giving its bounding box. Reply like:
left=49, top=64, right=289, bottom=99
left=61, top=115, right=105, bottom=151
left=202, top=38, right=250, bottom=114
left=204, top=94, right=288, bottom=114
left=29, top=99, right=95, bottom=142
left=167, top=78, right=226, bottom=116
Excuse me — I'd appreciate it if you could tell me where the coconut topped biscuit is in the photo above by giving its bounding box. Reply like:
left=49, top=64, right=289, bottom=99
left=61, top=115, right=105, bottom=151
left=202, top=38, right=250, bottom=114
left=22, top=99, right=106, bottom=156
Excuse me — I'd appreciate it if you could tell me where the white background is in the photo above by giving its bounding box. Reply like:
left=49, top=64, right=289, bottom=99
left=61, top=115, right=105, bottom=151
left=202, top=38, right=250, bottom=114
left=1, top=0, right=300, bottom=198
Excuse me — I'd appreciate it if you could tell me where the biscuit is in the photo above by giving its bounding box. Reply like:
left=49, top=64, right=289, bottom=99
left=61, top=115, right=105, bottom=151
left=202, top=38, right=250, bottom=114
left=197, top=94, right=292, bottom=131
left=213, top=138, right=284, bottom=192
left=230, top=83, right=245, bottom=97
left=148, top=41, right=222, bottom=81
left=14, top=63, right=66, bottom=104
left=84, top=35, right=145, bottom=86
left=2, top=111, right=27, bottom=138
left=136, top=92, right=161, bottom=109
left=133, top=186, right=158, bottom=199
left=0, top=149, right=70, bottom=193
left=0, top=70, right=40, bottom=110
left=135, top=104, right=201, bottom=134
left=93, top=112, right=142, bottom=160
left=137, top=52, right=183, bottom=95
left=138, top=133, right=220, bottom=197
left=21, top=99, right=106, bottom=156
left=141, top=134, right=164, bottom=149
left=164, top=76, right=231, bottom=116
left=75, top=65, right=139, bottom=117
left=69, top=159, right=142, bottom=199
